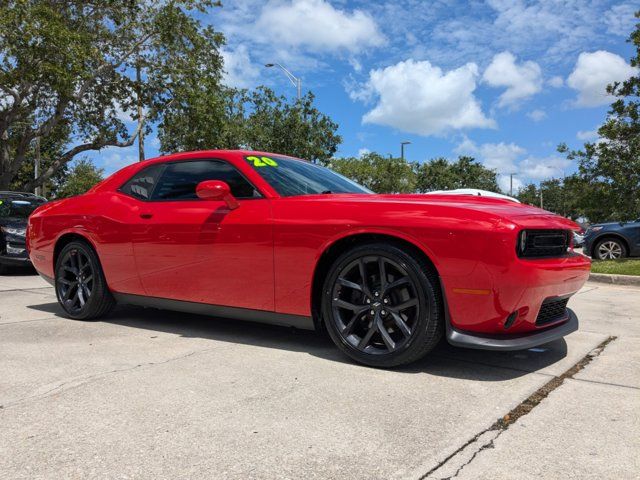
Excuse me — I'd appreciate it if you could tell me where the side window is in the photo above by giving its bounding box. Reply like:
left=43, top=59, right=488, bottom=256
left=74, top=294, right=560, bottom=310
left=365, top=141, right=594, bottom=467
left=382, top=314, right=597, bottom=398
left=120, top=164, right=164, bottom=200
left=151, top=160, right=260, bottom=201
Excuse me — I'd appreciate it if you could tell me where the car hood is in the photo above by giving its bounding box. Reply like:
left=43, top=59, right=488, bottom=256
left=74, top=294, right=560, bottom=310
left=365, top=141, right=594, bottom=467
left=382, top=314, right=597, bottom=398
left=299, top=193, right=551, bottom=216
left=0, top=217, right=27, bottom=228
left=591, top=221, right=637, bottom=228
left=292, top=193, right=580, bottom=230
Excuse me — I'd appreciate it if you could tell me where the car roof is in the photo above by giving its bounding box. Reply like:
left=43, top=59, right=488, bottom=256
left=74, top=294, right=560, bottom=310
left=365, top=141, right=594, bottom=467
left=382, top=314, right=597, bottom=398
left=93, top=149, right=312, bottom=198
left=0, top=191, right=47, bottom=201
left=140, top=150, right=301, bottom=163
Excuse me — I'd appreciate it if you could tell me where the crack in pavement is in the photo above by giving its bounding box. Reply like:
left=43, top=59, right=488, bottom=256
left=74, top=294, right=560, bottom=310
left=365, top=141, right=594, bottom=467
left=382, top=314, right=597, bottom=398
left=419, top=335, right=618, bottom=480
left=0, top=316, right=60, bottom=326
left=0, top=345, right=226, bottom=411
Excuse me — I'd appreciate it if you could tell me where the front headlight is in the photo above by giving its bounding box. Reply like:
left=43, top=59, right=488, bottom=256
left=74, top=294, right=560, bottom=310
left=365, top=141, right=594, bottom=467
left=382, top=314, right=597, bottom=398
left=0, top=226, right=26, bottom=236
left=588, top=226, right=603, bottom=233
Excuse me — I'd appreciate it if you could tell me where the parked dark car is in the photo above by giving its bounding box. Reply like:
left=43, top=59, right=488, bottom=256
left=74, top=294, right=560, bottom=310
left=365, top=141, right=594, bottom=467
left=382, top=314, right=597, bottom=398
left=0, top=192, right=47, bottom=273
left=583, top=219, right=640, bottom=260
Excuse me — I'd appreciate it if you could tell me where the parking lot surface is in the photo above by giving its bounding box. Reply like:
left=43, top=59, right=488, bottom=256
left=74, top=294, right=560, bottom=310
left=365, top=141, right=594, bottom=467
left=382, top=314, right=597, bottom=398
left=1, top=273, right=638, bottom=479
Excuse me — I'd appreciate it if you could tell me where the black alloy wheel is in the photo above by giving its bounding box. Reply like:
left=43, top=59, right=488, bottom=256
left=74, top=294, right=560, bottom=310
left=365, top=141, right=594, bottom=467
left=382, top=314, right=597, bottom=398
left=55, top=241, right=115, bottom=320
left=57, top=248, right=94, bottom=314
left=323, top=243, right=442, bottom=368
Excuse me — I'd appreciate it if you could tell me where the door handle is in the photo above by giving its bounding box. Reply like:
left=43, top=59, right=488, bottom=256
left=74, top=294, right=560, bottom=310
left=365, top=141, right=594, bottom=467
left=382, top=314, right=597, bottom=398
left=140, top=213, right=153, bottom=219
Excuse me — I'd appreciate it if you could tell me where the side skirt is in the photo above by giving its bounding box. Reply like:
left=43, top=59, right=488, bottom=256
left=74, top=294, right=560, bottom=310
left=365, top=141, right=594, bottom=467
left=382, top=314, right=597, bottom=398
left=112, top=293, right=315, bottom=331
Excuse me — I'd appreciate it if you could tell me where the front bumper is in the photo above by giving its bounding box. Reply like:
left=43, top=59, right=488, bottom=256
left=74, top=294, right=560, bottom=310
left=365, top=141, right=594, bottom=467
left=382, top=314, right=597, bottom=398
left=0, top=253, right=31, bottom=267
left=446, top=308, right=578, bottom=351
left=582, top=237, right=595, bottom=257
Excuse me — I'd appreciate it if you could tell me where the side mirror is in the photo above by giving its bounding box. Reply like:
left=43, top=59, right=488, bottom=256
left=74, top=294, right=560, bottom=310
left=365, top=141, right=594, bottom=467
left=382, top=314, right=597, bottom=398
left=196, top=180, right=239, bottom=210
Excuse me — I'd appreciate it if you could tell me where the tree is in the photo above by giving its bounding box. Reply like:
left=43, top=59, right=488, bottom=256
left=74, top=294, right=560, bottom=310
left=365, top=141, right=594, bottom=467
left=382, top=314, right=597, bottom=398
left=327, top=153, right=416, bottom=193
left=159, top=87, right=342, bottom=163
left=517, top=176, right=587, bottom=220
left=0, top=0, right=222, bottom=190
left=242, top=89, right=341, bottom=162
left=415, top=156, right=499, bottom=192
left=9, top=123, right=71, bottom=196
left=517, top=183, right=540, bottom=207
left=56, top=158, right=104, bottom=198
left=559, top=12, right=640, bottom=222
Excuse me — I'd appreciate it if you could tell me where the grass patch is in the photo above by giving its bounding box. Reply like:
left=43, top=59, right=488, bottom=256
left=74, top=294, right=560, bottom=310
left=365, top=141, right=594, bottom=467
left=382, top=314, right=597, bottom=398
left=591, top=258, right=640, bottom=276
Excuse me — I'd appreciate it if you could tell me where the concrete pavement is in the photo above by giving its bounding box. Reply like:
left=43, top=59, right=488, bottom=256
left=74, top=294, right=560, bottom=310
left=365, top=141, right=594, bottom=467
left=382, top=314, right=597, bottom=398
left=0, top=272, right=638, bottom=479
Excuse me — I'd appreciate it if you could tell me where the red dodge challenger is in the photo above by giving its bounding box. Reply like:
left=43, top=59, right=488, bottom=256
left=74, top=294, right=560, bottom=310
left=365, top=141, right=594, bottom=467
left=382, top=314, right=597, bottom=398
left=27, top=150, right=591, bottom=367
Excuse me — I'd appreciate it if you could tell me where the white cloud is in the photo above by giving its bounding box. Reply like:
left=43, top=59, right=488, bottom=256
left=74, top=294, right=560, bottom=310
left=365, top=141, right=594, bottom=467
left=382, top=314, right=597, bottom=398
left=483, top=51, right=543, bottom=107
left=548, top=76, right=564, bottom=88
left=527, top=109, right=546, bottom=122
left=498, top=174, right=523, bottom=194
left=567, top=50, right=637, bottom=107
left=455, top=137, right=525, bottom=173
left=252, top=0, right=385, bottom=53
left=519, top=156, right=571, bottom=180
left=355, top=59, right=495, bottom=136
left=99, top=146, right=138, bottom=175
left=576, top=129, right=598, bottom=141
left=357, top=148, right=370, bottom=158
left=456, top=137, right=571, bottom=185
left=605, top=3, right=639, bottom=36
left=221, top=45, right=260, bottom=88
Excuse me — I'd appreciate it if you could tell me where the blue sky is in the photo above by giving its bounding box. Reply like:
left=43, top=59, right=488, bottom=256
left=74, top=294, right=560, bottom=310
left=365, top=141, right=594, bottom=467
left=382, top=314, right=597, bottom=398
left=93, top=0, right=640, bottom=192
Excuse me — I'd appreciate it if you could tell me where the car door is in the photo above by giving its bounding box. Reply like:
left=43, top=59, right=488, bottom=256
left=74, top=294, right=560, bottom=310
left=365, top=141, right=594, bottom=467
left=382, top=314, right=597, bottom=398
left=123, top=159, right=274, bottom=311
left=625, top=221, right=640, bottom=255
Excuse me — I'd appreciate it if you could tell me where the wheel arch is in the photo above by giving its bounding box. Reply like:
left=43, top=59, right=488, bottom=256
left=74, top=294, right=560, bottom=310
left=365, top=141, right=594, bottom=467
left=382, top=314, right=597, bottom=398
left=310, top=232, right=443, bottom=331
left=53, top=231, right=99, bottom=269
left=592, top=233, right=630, bottom=257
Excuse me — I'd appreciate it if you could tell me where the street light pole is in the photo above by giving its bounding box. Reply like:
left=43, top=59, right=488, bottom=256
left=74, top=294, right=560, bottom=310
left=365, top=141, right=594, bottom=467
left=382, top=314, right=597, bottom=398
left=401, top=141, right=411, bottom=160
left=265, top=63, right=301, bottom=101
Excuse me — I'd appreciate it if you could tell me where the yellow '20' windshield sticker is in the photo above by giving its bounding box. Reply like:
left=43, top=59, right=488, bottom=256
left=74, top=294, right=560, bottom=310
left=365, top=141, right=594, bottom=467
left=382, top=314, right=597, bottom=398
left=246, top=156, right=278, bottom=167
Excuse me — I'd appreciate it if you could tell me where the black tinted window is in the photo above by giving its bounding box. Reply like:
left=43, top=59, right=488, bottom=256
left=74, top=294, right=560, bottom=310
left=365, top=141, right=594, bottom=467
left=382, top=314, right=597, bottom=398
left=120, top=164, right=164, bottom=200
left=151, top=160, right=259, bottom=201
left=0, top=198, right=45, bottom=218
left=245, top=156, right=371, bottom=196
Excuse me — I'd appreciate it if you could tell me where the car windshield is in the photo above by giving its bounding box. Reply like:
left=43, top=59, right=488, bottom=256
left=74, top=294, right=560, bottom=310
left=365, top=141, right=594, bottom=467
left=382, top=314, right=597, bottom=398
left=244, top=155, right=372, bottom=196
left=0, top=199, right=44, bottom=219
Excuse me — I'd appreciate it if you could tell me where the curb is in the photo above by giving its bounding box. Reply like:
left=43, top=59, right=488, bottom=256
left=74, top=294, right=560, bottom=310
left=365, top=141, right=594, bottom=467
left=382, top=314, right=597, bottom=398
left=588, top=272, right=640, bottom=286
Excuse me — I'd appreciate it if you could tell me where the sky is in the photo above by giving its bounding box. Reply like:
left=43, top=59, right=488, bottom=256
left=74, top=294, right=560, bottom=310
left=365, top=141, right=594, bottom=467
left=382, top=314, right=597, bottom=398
left=92, top=0, right=640, bottom=193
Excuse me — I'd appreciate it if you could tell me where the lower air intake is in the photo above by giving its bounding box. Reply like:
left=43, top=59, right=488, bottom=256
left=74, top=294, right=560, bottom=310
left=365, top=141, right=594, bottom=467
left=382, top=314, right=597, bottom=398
left=536, top=297, right=570, bottom=326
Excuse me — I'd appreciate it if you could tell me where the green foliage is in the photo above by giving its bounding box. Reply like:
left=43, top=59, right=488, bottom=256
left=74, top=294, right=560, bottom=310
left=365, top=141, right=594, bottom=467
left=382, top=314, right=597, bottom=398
left=9, top=123, right=71, bottom=197
left=517, top=177, right=585, bottom=219
left=326, top=153, right=499, bottom=194
left=415, top=156, right=499, bottom=192
left=326, top=153, right=416, bottom=193
left=55, top=158, right=104, bottom=198
left=590, top=259, right=640, bottom=276
left=159, top=87, right=342, bottom=163
left=558, top=13, right=640, bottom=222
left=0, top=0, right=223, bottom=189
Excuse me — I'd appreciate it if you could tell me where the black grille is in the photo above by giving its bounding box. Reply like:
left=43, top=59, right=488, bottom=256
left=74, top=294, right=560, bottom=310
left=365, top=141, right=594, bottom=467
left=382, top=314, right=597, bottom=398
left=518, top=229, right=570, bottom=258
left=536, top=297, right=569, bottom=326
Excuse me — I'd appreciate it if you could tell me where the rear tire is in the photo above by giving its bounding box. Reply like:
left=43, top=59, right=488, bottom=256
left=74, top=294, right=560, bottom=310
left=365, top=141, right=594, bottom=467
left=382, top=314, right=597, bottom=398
left=54, top=241, right=115, bottom=320
left=322, top=243, right=443, bottom=368
left=593, top=237, right=627, bottom=260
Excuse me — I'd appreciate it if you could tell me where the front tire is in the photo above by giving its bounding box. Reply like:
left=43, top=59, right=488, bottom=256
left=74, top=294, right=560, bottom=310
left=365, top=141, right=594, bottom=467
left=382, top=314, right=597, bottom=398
left=55, top=241, right=115, bottom=320
left=593, top=238, right=627, bottom=260
left=322, top=243, right=443, bottom=368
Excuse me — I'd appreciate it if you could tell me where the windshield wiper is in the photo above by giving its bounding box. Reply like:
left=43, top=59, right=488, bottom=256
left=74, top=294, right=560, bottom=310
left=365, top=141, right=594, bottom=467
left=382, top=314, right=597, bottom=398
left=321, top=190, right=333, bottom=194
